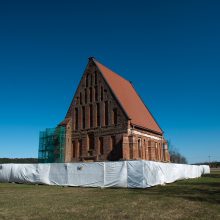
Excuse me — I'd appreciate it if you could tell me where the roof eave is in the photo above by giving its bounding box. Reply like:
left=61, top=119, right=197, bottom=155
left=129, top=81, right=164, bottom=134
left=131, top=123, right=163, bottom=135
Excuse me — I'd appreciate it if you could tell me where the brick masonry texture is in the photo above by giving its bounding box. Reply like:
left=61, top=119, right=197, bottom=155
left=60, top=58, right=170, bottom=163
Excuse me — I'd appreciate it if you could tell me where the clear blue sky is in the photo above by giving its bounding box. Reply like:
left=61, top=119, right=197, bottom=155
left=0, top=0, right=219, bottom=163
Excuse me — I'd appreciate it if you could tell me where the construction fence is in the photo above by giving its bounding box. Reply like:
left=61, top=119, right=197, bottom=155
left=0, top=161, right=210, bottom=188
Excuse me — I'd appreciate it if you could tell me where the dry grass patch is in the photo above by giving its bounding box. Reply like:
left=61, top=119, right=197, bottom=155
left=0, top=171, right=219, bottom=220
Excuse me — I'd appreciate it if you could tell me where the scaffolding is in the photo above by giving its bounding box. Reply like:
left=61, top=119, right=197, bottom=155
left=38, top=126, right=66, bottom=163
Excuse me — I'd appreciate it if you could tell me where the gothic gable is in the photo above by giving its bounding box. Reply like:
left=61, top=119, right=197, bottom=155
left=65, top=58, right=128, bottom=130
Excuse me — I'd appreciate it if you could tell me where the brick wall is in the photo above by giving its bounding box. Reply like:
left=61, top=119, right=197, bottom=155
left=64, top=59, right=170, bottom=163
left=65, top=60, right=128, bottom=162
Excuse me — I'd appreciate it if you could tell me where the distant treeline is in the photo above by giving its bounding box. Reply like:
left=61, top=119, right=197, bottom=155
left=193, top=161, right=220, bottom=168
left=0, top=158, right=38, bottom=164
left=0, top=158, right=219, bottom=167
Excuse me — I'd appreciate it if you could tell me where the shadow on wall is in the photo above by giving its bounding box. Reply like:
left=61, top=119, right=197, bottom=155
left=107, top=140, right=123, bottom=161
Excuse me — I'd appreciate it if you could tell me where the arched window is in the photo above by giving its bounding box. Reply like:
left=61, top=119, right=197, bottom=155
left=101, top=86, right=104, bottom=101
left=96, top=103, right=100, bottom=126
left=144, top=139, right=146, bottom=159
left=155, top=142, right=158, bottom=161
left=158, top=143, right=161, bottom=161
left=75, top=108, right=78, bottom=130
left=86, top=75, right=89, bottom=87
left=90, top=104, right=93, bottom=128
left=84, top=88, right=87, bottom=104
left=72, top=141, right=76, bottom=158
left=148, top=140, right=151, bottom=160
left=90, top=87, right=93, bottom=102
left=99, top=137, right=103, bottom=155
left=113, top=108, right=117, bottom=125
left=82, top=106, right=85, bottom=129
left=105, top=101, right=108, bottom=126
left=138, top=139, right=142, bottom=158
left=80, top=92, right=82, bottom=105
left=89, top=134, right=94, bottom=151
left=111, top=136, right=116, bottom=150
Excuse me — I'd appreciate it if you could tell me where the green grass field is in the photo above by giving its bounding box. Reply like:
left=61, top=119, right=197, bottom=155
left=0, top=171, right=219, bottom=220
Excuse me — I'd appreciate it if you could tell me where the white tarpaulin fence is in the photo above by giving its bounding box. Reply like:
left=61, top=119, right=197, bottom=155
left=0, top=161, right=210, bottom=188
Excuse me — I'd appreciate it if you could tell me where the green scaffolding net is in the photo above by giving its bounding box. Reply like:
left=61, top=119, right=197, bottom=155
left=38, top=126, right=66, bottom=163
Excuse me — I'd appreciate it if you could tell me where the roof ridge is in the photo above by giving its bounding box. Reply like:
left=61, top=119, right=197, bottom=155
left=92, top=58, right=131, bottom=84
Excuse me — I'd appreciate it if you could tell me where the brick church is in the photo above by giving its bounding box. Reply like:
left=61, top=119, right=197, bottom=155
left=57, top=57, right=170, bottom=163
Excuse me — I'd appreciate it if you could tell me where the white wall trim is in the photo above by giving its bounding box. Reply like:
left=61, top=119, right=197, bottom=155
left=128, top=129, right=162, bottom=141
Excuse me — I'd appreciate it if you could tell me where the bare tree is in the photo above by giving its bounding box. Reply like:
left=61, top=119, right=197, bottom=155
left=168, top=140, right=188, bottom=164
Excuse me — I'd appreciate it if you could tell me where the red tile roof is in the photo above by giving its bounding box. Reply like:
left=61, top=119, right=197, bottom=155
left=93, top=58, right=163, bottom=134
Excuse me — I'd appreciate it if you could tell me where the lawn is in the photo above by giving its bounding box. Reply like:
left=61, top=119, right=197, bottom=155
left=0, top=171, right=219, bottom=220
